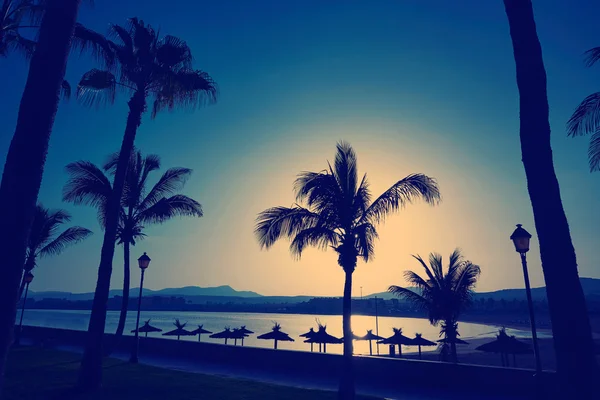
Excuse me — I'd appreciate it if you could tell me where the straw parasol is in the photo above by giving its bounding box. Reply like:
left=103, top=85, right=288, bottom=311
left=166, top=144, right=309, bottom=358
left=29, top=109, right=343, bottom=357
left=357, top=330, right=383, bottom=356
left=299, top=327, right=317, bottom=352
left=190, top=325, right=212, bottom=342
left=257, top=322, right=295, bottom=350
left=237, top=326, right=254, bottom=346
left=410, top=333, right=436, bottom=359
left=304, top=323, right=342, bottom=353
left=230, top=328, right=249, bottom=346
left=162, top=319, right=195, bottom=341
left=131, top=319, right=162, bottom=338
left=476, top=328, right=532, bottom=367
left=377, top=328, right=413, bottom=357
left=210, top=327, right=234, bottom=345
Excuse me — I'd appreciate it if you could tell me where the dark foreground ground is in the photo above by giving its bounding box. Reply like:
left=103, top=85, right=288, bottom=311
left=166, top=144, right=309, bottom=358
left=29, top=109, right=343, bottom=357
left=2, top=347, right=381, bottom=400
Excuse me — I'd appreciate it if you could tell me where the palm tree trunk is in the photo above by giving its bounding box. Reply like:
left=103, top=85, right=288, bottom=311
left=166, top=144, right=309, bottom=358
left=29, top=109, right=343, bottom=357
left=18, top=256, right=35, bottom=299
left=504, top=0, right=597, bottom=390
left=114, top=242, right=131, bottom=343
left=0, top=0, right=80, bottom=392
left=338, top=268, right=355, bottom=400
left=78, top=90, right=146, bottom=390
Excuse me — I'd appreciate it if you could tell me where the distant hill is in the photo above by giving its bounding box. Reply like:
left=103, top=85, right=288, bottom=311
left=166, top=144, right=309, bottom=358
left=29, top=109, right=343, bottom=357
left=29, top=278, right=600, bottom=304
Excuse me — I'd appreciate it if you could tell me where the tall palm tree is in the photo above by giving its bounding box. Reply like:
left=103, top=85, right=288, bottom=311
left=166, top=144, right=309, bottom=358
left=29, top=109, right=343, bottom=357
left=63, top=151, right=202, bottom=348
left=19, top=204, right=92, bottom=297
left=388, top=249, right=480, bottom=363
left=74, top=18, right=216, bottom=389
left=0, top=0, right=80, bottom=392
left=255, top=142, right=440, bottom=400
left=504, top=0, right=597, bottom=391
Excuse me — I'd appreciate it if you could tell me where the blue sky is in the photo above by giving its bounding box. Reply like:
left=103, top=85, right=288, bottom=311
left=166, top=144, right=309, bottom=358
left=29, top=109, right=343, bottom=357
left=1, top=0, right=599, bottom=296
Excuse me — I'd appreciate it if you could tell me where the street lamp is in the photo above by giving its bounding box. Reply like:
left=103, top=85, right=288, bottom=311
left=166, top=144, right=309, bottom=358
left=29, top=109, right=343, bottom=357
left=510, top=224, right=542, bottom=373
left=16, top=272, right=34, bottom=345
left=130, top=252, right=151, bottom=363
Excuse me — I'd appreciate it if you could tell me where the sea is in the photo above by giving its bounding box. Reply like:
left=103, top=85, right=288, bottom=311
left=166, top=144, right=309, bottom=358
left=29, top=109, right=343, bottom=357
left=19, top=309, right=546, bottom=355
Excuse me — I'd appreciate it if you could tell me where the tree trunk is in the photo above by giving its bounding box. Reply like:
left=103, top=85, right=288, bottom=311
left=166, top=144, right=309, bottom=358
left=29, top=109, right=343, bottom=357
left=18, top=255, right=35, bottom=299
left=0, top=0, right=80, bottom=392
left=77, top=90, right=146, bottom=390
left=113, top=242, right=131, bottom=344
left=504, top=0, right=597, bottom=391
left=338, top=269, right=355, bottom=400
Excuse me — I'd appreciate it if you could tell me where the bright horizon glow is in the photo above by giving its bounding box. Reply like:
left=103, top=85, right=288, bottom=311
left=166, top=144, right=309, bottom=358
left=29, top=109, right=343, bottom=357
left=0, top=0, right=599, bottom=297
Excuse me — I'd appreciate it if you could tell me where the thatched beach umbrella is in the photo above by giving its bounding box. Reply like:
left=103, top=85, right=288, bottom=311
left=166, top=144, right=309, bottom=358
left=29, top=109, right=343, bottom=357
left=162, top=319, right=195, bottom=341
left=230, top=328, right=249, bottom=346
left=237, top=326, right=254, bottom=346
left=410, top=333, right=436, bottom=359
left=304, top=324, right=342, bottom=353
left=357, top=330, right=383, bottom=356
left=299, top=327, right=317, bottom=352
left=131, top=319, right=162, bottom=338
left=377, top=328, right=413, bottom=357
left=210, top=327, right=234, bottom=345
left=191, top=325, right=212, bottom=342
left=257, top=322, right=295, bottom=350
left=476, top=329, right=532, bottom=367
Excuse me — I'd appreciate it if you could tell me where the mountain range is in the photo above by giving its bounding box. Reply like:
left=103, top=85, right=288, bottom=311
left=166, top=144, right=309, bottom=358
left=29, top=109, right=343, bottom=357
left=29, top=278, right=600, bottom=304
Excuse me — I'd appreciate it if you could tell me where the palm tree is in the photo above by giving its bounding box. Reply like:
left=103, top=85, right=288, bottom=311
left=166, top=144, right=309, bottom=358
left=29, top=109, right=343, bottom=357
left=19, top=204, right=92, bottom=297
left=503, top=0, right=597, bottom=391
left=74, top=18, right=216, bottom=389
left=255, top=142, right=440, bottom=399
left=63, top=150, right=202, bottom=348
left=0, top=0, right=80, bottom=392
left=388, top=249, right=480, bottom=363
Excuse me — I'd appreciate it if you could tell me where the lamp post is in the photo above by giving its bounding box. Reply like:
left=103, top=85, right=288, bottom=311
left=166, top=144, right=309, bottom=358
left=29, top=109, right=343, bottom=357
left=130, top=252, right=151, bottom=363
left=510, top=224, right=542, bottom=374
left=360, top=286, right=363, bottom=301
left=375, top=295, right=379, bottom=355
left=16, top=272, right=34, bottom=345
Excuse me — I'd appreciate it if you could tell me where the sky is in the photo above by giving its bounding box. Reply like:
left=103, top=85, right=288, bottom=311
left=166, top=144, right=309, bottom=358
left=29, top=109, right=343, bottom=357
left=1, top=0, right=599, bottom=297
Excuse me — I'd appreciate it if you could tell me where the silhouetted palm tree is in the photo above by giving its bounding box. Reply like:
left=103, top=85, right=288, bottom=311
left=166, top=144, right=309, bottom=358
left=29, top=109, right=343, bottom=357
left=74, top=18, right=216, bottom=390
left=504, top=0, right=597, bottom=391
left=64, top=151, right=202, bottom=346
left=20, top=204, right=91, bottom=297
left=0, top=0, right=80, bottom=392
left=388, top=249, right=480, bottom=363
left=255, top=142, right=440, bottom=399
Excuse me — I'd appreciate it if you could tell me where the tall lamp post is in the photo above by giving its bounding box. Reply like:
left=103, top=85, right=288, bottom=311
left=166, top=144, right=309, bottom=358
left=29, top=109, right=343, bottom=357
left=510, top=224, right=542, bottom=373
left=130, top=252, right=151, bottom=363
left=16, top=272, right=34, bottom=345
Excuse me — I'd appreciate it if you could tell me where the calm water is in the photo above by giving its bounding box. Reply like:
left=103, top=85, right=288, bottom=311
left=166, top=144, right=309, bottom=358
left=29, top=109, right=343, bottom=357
left=21, top=309, right=538, bottom=355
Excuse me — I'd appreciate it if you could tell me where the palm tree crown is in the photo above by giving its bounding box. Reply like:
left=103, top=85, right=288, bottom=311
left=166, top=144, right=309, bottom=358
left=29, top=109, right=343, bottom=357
left=567, top=46, right=600, bottom=172
left=388, top=249, right=480, bottom=325
left=63, top=150, right=203, bottom=244
left=76, top=17, right=217, bottom=116
left=255, top=141, right=441, bottom=271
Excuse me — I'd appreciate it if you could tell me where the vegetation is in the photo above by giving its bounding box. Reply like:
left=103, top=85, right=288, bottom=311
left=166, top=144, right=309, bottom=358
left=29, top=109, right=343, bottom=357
left=74, top=18, right=217, bottom=389
left=0, top=0, right=40, bottom=58
left=0, top=0, right=81, bottom=392
left=388, top=249, right=480, bottom=362
left=2, top=347, right=381, bottom=400
left=503, top=0, right=597, bottom=390
left=20, top=204, right=92, bottom=297
left=255, top=141, right=440, bottom=399
left=63, top=151, right=202, bottom=349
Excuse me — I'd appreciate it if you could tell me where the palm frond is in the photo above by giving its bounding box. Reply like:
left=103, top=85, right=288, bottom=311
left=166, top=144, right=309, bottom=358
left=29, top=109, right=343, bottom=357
left=584, top=47, right=600, bottom=68
left=402, top=270, right=431, bottom=294
left=156, top=35, right=192, bottom=69
left=587, top=129, right=600, bottom=172
left=293, top=171, right=341, bottom=216
left=354, top=222, right=378, bottom=262
left=567, top=92, right=600, bottom=137
left=72, top=23, right=115, bottom=68
left=136, top=194, right=203, bottom=224
left=388, top=285, right=431, bottom=315
left=77, top=68, right=117, bottom=107
left=452, top=261, right=481, bottom=307
left=352, top=173, right=371, bottom=221
left=4, top=31, right=36, bottom=58
left=63, top=160, right=112, bottom=226
left=411, top=254, right=438, bottom=287
left=333, top=141, right=358, bottom=199
left=137, top=167, right=192, bottom=212
left=255, top=206, right=321, bottom=249
left=39, top=226, right=92, bottom=257
left=362, top=173, right=440, bottom=224
left=150, top=68, right=218, bottom=118
left=61, top=79, right=71, bottom=100
left=289, top=226, right=340, bottom=258
left=429, top=252, right=444, bottom=284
